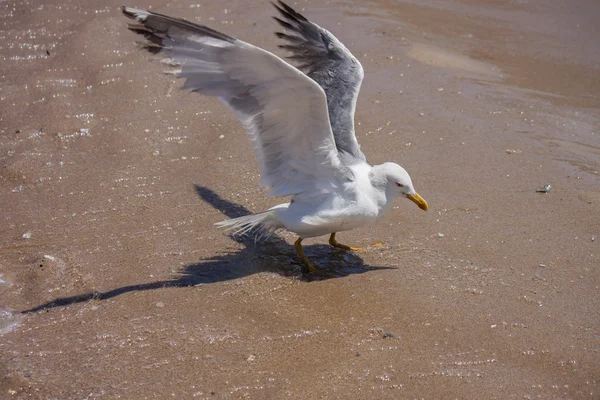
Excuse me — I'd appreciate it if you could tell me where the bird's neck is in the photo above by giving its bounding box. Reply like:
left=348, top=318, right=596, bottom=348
left=368, top=164, right=389, bottom=191
left=369, top=164, right=396, bottom=217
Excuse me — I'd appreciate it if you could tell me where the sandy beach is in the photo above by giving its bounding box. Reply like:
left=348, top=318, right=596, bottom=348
left=1, top=0, right=598, bottom=398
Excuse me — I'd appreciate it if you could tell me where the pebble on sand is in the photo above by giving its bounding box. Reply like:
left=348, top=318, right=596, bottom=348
left=536, top=184, right=552, bottom=193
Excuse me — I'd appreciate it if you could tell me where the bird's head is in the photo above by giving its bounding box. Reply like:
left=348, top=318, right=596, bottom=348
left=381, top=162, right=428, bottom=211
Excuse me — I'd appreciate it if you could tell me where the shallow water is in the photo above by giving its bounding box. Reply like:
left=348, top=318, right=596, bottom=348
left=1, top=0, right=598, bottom=398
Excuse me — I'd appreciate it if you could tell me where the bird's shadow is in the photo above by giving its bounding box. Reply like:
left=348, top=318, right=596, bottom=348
left=21, top=185, right=393, bottom=313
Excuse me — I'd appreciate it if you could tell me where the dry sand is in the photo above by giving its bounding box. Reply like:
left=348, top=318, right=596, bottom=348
left=1, top=0, right=599, bottom=398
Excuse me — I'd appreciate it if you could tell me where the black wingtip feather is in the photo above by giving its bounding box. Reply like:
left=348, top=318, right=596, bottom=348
left=122, top=6, right=237, bottom=46
left=121, top=6, right=132, bottom=16
left=135, top=41, right=164, bottom=54
left=272, top=16, right=295, bottom=31
left=121, top=6, right=139, bottom=20
left=273, top=1, right=308, bottom=23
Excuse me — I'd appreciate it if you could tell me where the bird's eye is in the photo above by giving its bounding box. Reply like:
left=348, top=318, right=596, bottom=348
left=396, top=183, right=404, bottom=188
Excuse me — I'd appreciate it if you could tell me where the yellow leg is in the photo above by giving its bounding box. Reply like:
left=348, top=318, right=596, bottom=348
left=329, top=232, right=362, bottom=252
left=294, top=238, right=320, bottom=274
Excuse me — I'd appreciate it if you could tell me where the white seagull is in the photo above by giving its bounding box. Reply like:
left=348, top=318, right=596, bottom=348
left=123, top=1, right=428, bottom=273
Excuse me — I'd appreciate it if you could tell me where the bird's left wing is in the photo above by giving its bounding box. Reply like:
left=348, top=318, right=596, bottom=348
left=123, top=7, right=351, bottom=197
left=273, top=1, right=366, bottom=161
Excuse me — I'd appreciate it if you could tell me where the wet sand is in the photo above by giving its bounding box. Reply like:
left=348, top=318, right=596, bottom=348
left=1, top=0, right=599, bottom=398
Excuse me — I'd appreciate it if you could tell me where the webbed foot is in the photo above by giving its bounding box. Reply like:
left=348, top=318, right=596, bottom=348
left=329, top=232, right=362, bottom=252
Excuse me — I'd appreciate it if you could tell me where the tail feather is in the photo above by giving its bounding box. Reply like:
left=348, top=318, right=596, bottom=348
left=215, top=209, right=281, bottom=241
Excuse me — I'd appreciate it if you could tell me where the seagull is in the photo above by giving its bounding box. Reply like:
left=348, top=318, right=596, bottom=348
left=122, top=1, right=428, bottom=274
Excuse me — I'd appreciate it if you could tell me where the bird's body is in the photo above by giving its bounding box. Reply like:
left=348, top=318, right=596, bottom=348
left=274, top=163, right=391, bottom=238
left=122, top=2, right=428, bottom=273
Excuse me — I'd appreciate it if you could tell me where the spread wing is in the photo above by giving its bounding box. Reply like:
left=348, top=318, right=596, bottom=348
left=273, top=1, right=366, bottom=161
left=123, top=7, right=351, bottom=197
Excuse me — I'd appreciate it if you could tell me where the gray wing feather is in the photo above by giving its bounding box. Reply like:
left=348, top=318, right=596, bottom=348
left=123, top=7, right=351, bottom=197
left=273, top=1, right=366, bottom=161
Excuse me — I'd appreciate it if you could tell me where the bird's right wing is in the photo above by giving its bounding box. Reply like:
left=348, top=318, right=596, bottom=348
left=123, top=7, right=351, bottom=197
left=273, top=1, right=366, bottom=161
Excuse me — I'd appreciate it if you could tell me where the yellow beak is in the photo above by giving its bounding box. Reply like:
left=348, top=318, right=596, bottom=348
left=407, top=192, right=429, bottom=211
